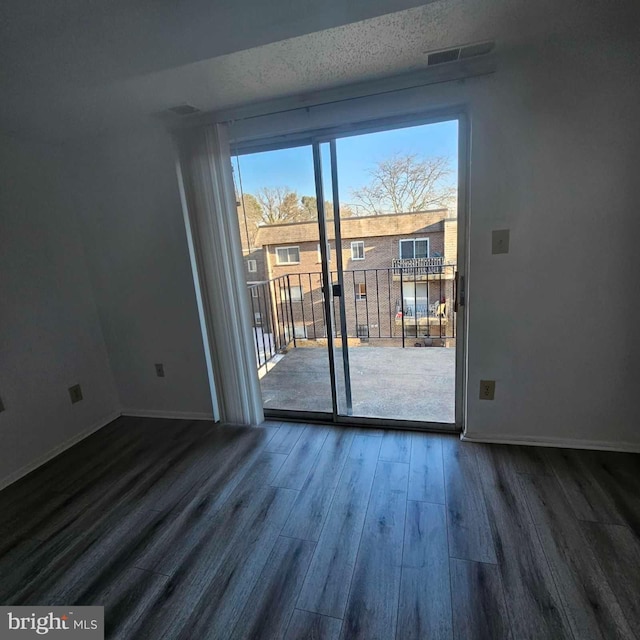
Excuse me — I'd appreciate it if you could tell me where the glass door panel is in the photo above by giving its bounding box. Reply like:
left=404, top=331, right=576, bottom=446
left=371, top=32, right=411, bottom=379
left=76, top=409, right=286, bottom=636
left=327, top=119, right=460, bottom=424
left=232, top=145, right=334, bottom=414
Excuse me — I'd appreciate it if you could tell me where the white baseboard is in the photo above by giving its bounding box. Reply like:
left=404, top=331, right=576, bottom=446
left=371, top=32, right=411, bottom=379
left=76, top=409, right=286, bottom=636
left=461, top=430, right=640, bottom=453
left=121, top=409, right=217, bottom=421
left=0, top=409, right=122, bottom=492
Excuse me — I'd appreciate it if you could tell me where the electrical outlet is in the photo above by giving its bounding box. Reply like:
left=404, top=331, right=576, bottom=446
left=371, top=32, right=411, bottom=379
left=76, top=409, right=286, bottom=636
left=155, top=363, right=165, bottom=378
left=479, top=380, right=496, bottom=400
left=492, top=229, right=510, bottom=254
left=68, top=384, right=83, bottom=404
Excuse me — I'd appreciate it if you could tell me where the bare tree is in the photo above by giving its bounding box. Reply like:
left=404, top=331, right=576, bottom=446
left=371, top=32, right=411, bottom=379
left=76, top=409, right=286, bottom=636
left=255, top=187, right=303, bottom=224
left=351, top=154, right=456, bottom=215
left=236, top=193, right=263, bottom=248
left=300, top=195, right=319, bottom=220
left=281, top=192, right=302, bottom=220
left=241, top=189, right=358, bottom=241
left=300, top=195, right=354, bottom=220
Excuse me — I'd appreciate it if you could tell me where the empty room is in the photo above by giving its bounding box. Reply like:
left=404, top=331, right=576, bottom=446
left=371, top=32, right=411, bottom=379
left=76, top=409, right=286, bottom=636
left=1, top=0, right=639, bottom=638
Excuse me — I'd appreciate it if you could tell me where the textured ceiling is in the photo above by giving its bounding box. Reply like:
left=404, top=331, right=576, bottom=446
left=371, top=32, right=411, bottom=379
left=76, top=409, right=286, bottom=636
left=1, top=0, right=637, bottom=141
left=0, top=0, right=432, bottom=86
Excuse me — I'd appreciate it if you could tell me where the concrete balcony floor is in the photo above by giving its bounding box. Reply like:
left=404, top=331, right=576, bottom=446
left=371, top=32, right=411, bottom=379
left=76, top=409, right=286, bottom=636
left=260, top=345, right=455, bottom=423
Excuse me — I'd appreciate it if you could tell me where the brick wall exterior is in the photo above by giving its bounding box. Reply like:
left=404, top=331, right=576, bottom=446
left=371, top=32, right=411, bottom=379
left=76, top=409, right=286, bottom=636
left=241, top=248, right=267, bottom=283
left=443, top=219, right=458, bottom=265
left=257, top=217, right=457, bottom=344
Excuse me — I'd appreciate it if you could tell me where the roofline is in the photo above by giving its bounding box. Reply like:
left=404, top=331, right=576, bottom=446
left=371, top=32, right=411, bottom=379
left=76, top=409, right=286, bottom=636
left=255, top=208, right=449, bottom=230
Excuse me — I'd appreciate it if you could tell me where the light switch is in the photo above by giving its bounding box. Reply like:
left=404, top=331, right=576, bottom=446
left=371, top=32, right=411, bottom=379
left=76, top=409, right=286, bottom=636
left=492, top=229, right=510, bottom=254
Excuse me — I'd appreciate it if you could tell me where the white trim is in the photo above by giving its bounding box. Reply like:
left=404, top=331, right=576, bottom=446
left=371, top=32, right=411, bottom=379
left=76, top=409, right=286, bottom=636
left=351, top=240, right=365, bottom=260
left=0, top=410, right=121, bottom=491
left=121, top=409, right=217, bottom=421
left=461, top=430, right=640, bottom=453
left=275, top=245, right=300, bottom=265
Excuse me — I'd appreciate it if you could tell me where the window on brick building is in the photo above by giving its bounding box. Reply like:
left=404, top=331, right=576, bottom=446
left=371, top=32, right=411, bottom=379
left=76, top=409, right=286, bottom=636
left=247, top=259, right=257, bottom=273
left=351, top=241, right=365, bottom=260
left=399, top=238, right=429, bottom=259
left=280, top=285, right=304, bottom=302
left=275, top=246, right=300, bottom=264
left=356, top=283, right=367, bottom=300
left=317, top=242, right=331, bottom=262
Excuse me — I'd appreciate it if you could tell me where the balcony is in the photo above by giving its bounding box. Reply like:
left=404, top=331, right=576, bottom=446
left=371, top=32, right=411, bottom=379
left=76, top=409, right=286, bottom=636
left=258, top=345, right=454, bottom=422
left=247, top=266, right=456, bottom=423
left=392, top=256, right=454, bottom=280
left=395, top=300, right=449, bottom=336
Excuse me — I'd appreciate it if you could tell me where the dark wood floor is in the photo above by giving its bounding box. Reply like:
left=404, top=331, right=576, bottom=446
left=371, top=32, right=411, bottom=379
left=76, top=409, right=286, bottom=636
left=1, top=417, right=639, bottom=639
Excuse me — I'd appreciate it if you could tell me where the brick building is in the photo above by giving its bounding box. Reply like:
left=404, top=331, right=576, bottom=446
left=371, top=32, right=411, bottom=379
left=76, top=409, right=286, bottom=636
left=236, top=202, right=268, bottom=285
left=251, top=210, right=457, bottom=345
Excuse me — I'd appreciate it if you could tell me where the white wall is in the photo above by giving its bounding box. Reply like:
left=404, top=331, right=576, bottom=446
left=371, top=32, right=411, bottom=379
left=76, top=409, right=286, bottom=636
left=76, top=32, right=640, bottom=449
left=70, top=128, right=214, bottom=419
left=463, top=37, right=640, bottom=449
left=9, top=27, right=634, bottom=459
left=0, top=134, right=120, bottom=487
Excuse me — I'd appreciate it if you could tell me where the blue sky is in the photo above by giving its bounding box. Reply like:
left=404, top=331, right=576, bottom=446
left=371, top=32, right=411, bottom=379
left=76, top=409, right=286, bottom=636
left=234, top=119, right=458, bottom=202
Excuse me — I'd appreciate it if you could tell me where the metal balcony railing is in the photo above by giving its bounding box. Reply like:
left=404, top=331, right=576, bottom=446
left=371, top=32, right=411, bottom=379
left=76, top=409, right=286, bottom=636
left=247, top=264, right=456, bottom=370
left=392, top=256, right=445, bottom=275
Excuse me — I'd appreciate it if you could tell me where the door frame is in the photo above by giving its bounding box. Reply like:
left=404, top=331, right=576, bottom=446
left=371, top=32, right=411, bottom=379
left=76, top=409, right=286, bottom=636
left=249, top=108, right=470, bottom=433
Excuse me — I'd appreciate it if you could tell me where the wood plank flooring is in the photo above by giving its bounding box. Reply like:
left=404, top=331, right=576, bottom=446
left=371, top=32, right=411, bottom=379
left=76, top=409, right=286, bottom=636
left=1, top=417, right=639, bottom=639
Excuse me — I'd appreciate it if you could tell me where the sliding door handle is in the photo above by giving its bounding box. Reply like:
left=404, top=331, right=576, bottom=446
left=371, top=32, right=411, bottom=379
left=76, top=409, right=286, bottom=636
left=454, top=272, right=465, bottom=312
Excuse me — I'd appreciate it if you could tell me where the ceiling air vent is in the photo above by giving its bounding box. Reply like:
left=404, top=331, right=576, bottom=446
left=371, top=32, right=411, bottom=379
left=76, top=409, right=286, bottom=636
left=426, top=41, right=494, bottom=66
left=167, top=104, right=201, bottom=116
left=427, top=48, right=460, bottom=66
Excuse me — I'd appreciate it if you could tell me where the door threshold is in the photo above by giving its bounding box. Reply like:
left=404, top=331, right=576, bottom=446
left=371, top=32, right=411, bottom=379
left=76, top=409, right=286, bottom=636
left=263, top=409, right=460, bottom=434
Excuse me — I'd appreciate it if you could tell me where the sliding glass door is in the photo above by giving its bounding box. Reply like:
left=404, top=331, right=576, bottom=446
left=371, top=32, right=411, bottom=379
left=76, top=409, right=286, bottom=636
left=233, top=144, right=334, bottom=414
left=233, top=114, right=465, bottom=430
